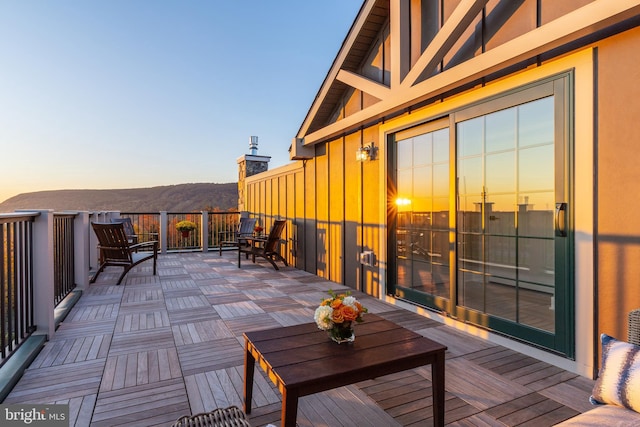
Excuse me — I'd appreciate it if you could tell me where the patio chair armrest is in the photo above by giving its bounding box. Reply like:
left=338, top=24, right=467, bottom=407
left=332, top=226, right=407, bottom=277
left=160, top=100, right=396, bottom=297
left=130, top=241, right=158, bottom=252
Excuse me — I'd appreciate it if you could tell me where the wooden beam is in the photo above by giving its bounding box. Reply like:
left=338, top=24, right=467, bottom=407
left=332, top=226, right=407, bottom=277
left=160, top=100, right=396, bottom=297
left=302, top=0, right=640, bottom=146
left=336, top=69, right=391, bottom=100
left=402, top=0, right=490, bottom=88
left=390, top=0, right=411, bottom=89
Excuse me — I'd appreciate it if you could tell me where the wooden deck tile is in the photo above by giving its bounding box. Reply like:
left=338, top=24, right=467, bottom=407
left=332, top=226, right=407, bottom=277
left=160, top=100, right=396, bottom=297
left=165, top=294, right=211, bottom=311
left=268, top=307, right=317, bottom=326
left=424, top=357, right=531, bottom=410
left=485, top=392, right=579, bottom=426
left=379, top=309, right=442, bottom=330
left=177, top=337, right=245, bottom=375
left=213, top=300, right=264, bottom=319
left=296, top=385, right=402, bottom=427
left=3, top=359, right=104, bottom=404
left=184, top=366, right=280, bottom=414
left=30, top=334, right=111, bottom=368
left=253, top=296, right=304, bottom=312
left=223, top=313, right=282, bottom=335
left=108, top=328, right=175, bottom=355
left=161, top=278, right=199, bottom=290
left=168, top=305, right=221, bottom=325
left=172, top=319, right=234, bottom=345
left=418, top=325, right=496, bottom=357
left=100, top=348, right=182, bottom=392
left=92, top=378, right=189, bottom=427
left=53, top=319, right=116, bottom=339
left=115, top=310, right=170, bottom=332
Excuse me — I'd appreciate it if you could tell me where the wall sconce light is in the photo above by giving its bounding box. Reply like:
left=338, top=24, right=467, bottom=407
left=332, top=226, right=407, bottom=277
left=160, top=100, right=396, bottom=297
left=356, top=142, right=377, bottom=161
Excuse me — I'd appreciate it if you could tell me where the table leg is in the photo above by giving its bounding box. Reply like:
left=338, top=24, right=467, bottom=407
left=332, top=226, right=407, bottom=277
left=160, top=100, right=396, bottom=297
left=244, top=344, right=255, bottom=414
left=281, top=388, right=298, bottom=427
left=431, top=350, right=445, bottom=427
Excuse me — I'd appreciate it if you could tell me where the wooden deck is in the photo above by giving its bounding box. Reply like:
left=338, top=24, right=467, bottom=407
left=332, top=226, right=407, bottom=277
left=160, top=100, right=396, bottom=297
left=4, top=252, right=595, bottom=426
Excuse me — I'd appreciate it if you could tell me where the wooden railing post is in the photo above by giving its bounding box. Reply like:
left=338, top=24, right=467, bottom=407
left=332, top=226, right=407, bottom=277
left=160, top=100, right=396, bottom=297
left=30, top=210, right=55, bottom=339
left=201, top=211, right=209, bottom=252
left=74, top=211, right=90, bottom=289
left=88, top=212, right=100, bottom=271
left=160, top=211, right=168, bottom=254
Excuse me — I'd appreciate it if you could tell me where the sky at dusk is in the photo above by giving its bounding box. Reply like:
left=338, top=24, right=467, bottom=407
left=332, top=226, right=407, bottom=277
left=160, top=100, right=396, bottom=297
left=0, top=1, right=363, bottom=203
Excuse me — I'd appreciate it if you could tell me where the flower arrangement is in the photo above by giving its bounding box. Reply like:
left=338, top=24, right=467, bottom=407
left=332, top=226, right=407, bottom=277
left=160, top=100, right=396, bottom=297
left=254, top=225, right=264, bottom=234
left=314, top=290, right=367, bottom=343
left=175, top=220, right=197, bottom=232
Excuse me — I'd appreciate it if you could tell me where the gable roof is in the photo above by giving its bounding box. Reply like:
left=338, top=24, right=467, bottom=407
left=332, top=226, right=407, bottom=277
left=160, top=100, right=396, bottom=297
left=294, top=0, right=640, bottom=153
left=297, top=0, right=389, bottom=138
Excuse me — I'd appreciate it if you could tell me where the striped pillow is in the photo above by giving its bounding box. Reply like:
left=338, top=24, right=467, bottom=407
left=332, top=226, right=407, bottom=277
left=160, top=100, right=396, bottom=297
left=591, top=333, right=640, bottom=412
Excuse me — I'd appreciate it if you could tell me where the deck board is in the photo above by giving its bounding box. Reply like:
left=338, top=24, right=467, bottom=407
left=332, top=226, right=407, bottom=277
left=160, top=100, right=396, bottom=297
left=4, top=252, right=595, bottom=426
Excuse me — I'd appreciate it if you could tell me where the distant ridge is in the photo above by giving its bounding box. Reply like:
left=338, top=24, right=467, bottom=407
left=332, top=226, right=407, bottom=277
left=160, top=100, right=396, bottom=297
left=0, top=183, right=238, bottom=213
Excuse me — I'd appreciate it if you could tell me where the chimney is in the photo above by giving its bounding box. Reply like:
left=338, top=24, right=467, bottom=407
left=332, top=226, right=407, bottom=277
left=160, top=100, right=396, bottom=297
left=237, top=136, right=271, bottom=211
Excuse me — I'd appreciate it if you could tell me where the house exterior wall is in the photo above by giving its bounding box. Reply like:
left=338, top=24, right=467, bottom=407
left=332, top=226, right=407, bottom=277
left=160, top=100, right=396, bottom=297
left=596, top=26, right=640, bottom=341
left=243, top=0, right=640, bottom=377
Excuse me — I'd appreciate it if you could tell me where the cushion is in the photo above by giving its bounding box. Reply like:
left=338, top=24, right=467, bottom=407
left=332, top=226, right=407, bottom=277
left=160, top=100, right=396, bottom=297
left=591, top=333, right=640, bottom=412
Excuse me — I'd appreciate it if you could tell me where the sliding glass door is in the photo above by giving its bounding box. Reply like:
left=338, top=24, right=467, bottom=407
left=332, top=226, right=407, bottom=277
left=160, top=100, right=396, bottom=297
left=389, top=75, right=573, bottom=356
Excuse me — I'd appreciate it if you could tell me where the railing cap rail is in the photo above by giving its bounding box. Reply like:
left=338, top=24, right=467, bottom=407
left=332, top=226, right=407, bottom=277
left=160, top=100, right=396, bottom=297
left=0, top=212, right=41, bottom=223
left=53, top=211, right=80, bottom=217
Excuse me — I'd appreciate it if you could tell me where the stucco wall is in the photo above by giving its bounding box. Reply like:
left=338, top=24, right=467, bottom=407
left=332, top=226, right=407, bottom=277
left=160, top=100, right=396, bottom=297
left=596, top=26, right=640, bottom=341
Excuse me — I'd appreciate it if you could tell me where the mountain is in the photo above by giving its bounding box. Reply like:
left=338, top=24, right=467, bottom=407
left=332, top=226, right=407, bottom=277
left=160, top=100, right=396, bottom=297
left=0, top=183, right=238, bottom=213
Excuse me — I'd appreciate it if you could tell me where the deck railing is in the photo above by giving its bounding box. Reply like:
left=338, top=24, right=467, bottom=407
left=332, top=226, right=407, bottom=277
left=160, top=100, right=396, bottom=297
left=121, top=211, right=242, bottom=252
left=0, top=209, right=247, bottom=368
left=53, top=213, right=76, bottom=306
left=0, top=213, right=37, bottom=365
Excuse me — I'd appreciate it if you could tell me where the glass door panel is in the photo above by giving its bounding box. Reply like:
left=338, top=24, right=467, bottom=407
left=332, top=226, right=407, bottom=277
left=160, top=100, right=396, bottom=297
left=456, top=95, right=558, bottom=334
left=393, top=124, right=450, bottom=306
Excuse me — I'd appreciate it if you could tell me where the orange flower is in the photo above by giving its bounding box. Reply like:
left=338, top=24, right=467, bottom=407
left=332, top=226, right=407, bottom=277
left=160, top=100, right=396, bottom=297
left=342, top=305, right=358, bottom=322
left=321, top=298, right=332, bottom=306
left=355, top=301, right=363, bottom=314
left=332, top=306, right=345, bottom=323
left=330, top=299, right=342, bottom=309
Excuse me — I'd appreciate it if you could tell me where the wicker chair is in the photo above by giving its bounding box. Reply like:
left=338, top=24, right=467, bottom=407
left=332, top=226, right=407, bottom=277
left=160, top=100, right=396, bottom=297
left=172, top=406, right=251, bottom=427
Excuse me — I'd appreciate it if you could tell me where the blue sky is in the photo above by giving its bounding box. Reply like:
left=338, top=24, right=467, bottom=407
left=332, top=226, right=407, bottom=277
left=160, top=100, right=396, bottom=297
left=0, top=1, right=363, bottom=203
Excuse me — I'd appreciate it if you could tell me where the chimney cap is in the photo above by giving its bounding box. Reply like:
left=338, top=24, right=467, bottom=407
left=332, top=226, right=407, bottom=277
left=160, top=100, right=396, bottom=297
left=249, top=136, right=258, bottom=155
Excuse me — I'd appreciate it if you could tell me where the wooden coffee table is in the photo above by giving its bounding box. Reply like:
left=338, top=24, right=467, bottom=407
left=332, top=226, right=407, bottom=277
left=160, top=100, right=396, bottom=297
left=243, top=314, right=447, bottom=427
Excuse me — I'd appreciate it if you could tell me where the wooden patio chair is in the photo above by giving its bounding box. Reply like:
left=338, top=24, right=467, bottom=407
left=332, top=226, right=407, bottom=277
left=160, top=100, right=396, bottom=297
left=90, top=222, right=158, bottom=285
left=111, top=217, right=138, bottom=244
left=219, top=217, right=257, bottom=255
left=238, top=219, right=288, bottom=270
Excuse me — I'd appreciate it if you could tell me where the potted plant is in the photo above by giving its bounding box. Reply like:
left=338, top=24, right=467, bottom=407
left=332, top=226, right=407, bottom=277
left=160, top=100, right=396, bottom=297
left=176, top=220, right=197, bottom=238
